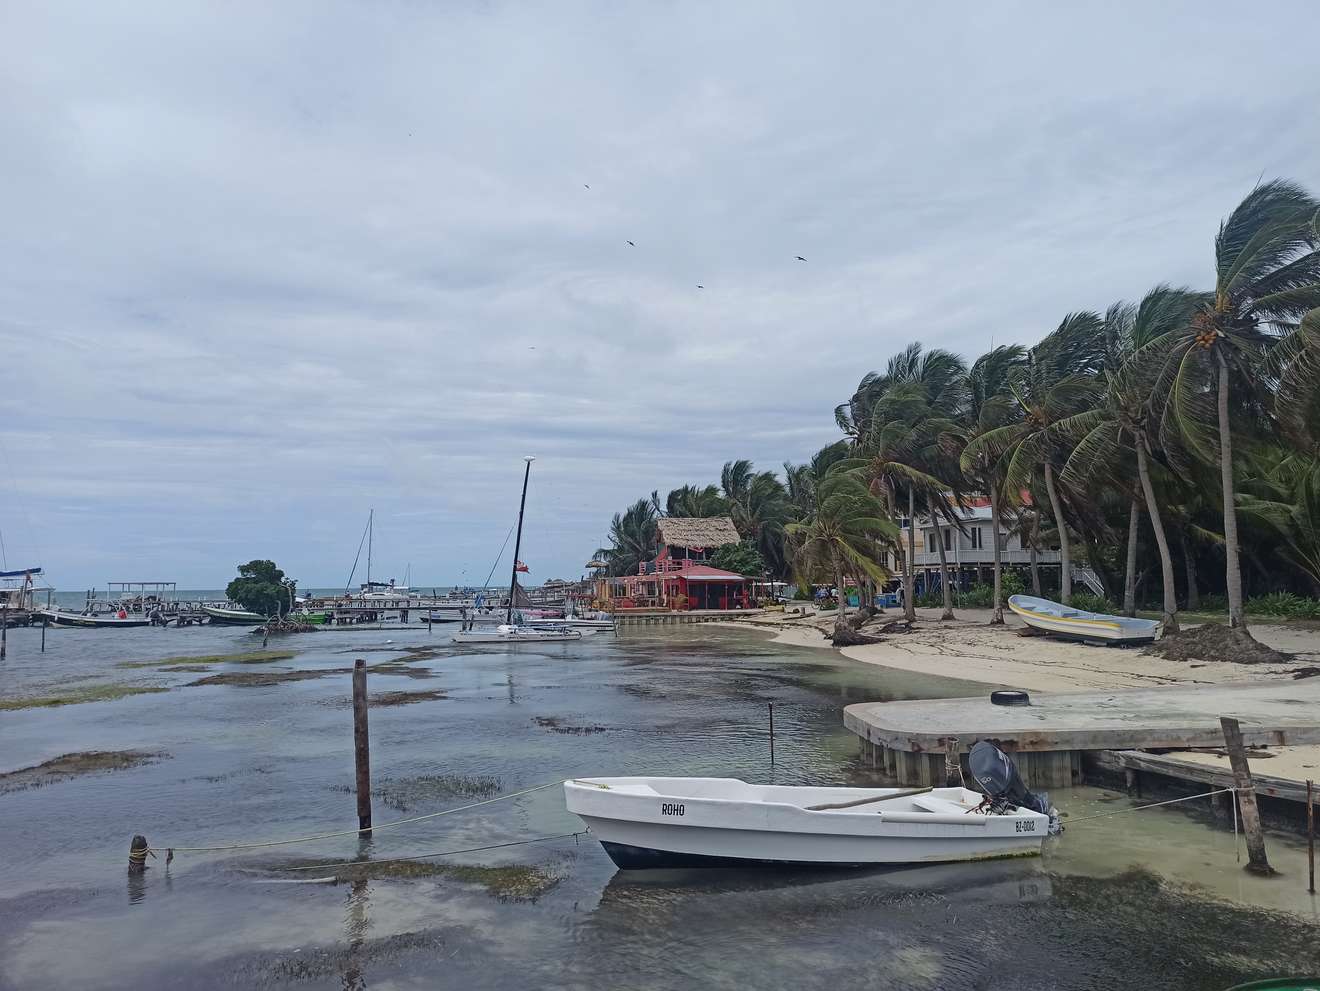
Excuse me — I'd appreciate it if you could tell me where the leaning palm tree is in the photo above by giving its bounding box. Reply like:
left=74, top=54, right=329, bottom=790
left=721, top=460, right=793, bottom=577
left=1058, top=288, right=1202, bottom=632
left=1151, top=179, right=1320, bottom=630
left=598, top=499, right=659, bottom=576
left=785, top=468, right=896, bottom=643
left=664, top=484, right=728, bottom=518
left=1239, top=452, right=1320, bottom=598
left=964, top=313, right=1105, bottom=604
left=960, top=344, right=1028, bottom=623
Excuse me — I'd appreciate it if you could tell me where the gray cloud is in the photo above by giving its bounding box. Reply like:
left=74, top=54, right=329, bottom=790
left=2, top=1, right=1319, bottom=586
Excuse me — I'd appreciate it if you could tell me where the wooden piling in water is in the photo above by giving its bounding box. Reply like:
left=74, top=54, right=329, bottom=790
left=41, top=615, right=47, bottom=652
left=1308, top=778, right=1315, bottom=895
left=768, top=702, right=775, bottom=765
left=128, top=835, right=149, bottom=874
left=944, top=737, right=961, bottom=786
left=353, top=659, right=372, bottom=834
left=1220, top=716, right=1273, bottom=875
left=1, top=601, right=7, bottom=660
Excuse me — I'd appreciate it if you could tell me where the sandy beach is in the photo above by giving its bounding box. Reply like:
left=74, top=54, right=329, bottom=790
left=726, top=607, right=1320, bottom=693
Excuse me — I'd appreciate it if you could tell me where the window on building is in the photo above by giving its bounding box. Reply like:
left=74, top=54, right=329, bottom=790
left=970, top=527, right=983, bottom=549
left=926, top=533, right=936, bottom=554
left=944, top=529, right=952, bottom=551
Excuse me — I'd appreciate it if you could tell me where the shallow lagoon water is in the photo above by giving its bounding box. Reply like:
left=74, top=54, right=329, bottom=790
left=1, top=622, right=1318, bottom=989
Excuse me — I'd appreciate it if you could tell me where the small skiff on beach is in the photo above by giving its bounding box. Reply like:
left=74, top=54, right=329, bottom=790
left=452, top=624, right=583, bottom=645
left=564, top=777, right=1049, bottom=869
left=1007, top=594, right=1159, bottom=644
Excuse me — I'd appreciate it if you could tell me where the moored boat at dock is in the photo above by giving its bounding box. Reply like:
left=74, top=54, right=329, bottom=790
left=37, top=608, right=153, bottom=628
left=202, top=605, right=267, bottom=625
left=452, top=623, right=582, bottom=644
left=565, top=776, right=1049, bottom=869
left=1008, top=593, right=1160, bottom=644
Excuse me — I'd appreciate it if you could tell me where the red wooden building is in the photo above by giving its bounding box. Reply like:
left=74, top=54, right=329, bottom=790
left=597, top=517, right=749, bottom=611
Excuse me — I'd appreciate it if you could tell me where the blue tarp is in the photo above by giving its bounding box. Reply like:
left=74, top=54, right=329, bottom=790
left=0, top=567, right=41, bottom=578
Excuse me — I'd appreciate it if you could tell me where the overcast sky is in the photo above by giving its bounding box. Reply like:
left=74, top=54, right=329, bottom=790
left=2, top=2, right=1318, bottom=589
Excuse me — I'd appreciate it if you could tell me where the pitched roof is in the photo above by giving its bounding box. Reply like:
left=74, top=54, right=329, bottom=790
left=678, top=565, right=746, bottom=581
left=656, top=516, right=741, bottom=549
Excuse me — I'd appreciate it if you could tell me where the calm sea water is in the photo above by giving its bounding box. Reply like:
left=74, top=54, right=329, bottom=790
left=1, top=623, right=1317, bottom=989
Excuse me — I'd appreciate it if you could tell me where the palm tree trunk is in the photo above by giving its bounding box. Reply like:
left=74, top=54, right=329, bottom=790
left=1181, top=532, right=1200, bottom=611
left=1136, top=435, right=1179, bottom=634
left=929, top=500, right=955, bottom=620
left=833, top=555, right=849, bottom=641
left=905, top=487, right=916, bottom=622
left=1029, top=512, right=1042, bottom=594
left=1216, top=351, right=1247, bottom=631
left=1123, top=499, right=1139, bottom=617
left=1043, top=463, right=1071, bottom=604
left=989, top=484, right=1005, bottom=625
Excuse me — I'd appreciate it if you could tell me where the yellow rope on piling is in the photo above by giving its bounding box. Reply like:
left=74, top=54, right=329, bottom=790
left=150, top=778, right=566, bottom=857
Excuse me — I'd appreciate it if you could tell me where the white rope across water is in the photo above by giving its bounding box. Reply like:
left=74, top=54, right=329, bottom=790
left=1063, top=787, right=1238, bottom=825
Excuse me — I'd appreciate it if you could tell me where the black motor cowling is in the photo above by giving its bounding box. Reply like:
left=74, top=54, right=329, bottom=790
left=968, top=740, right=1061, bottom=833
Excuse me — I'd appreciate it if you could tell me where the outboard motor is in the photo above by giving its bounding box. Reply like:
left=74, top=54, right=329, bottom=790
left=969, top=741, right=1063, bottom=835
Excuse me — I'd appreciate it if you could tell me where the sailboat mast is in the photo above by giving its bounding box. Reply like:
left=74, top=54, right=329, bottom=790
left=507, top=457, right=534, bottom=623
left=367, top=508, right=373, bottom=591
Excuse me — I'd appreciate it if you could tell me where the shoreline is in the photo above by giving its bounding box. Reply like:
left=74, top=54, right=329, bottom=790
left=719, top=607, right=1320, bottom=693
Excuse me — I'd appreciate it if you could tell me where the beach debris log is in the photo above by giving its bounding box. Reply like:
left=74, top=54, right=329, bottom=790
left=1219, top=716, right=1274, bottom=876
left=353, top=659, right=372, bottom=834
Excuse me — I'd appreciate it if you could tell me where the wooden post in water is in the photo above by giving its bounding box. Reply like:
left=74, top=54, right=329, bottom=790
left=1307, top=779, right=1314, bottom=895
left=1, top=601, right=7, bottom=660
left=1219, top=716, right=1273, bottom=875
left=128, top=835, right=149, bottom=873
left=352, top=659, right=372, bottom=834
left=41, top=615, right=47, bottom=652
left=944, top=737, right=961, bottom=786
left=768, top=702, right=775, bottom=765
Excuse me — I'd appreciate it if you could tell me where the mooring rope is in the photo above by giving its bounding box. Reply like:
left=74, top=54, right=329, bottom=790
left=149, top=779, right=565, bottom=858
left=275, top=829, right=589, bottom=873
left=1063, top=787, right=1237, bottom=825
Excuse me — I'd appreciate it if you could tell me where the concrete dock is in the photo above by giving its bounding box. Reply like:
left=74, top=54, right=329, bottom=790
left=845, top=678, right=1320, bottom=789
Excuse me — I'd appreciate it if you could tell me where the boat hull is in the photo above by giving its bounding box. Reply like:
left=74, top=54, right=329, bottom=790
left=567, top=778, right=1046, bottom=869
left=452, top=630, right=583, bottom=644
left=38, top=610, right=152, bottom=628
left=1007, top=594, right=1158, bottom=644
left=202, top=607, right=266, bottom=625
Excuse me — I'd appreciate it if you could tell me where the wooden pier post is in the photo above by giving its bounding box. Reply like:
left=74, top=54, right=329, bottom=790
left=41, top=615, right=47, bottom=652
left=768, top=702, right=775, bottom=765
left=1219, top=716, right=1273, bottom=875
left=1, top=601, right=7, bottom=660
left=353, top=660, right=372, bottom=834
left=1307, top=779, right=1314, bottom=895
left=944, top=737, right=961, bottom=786
left=128, top=835, right=149, bottom=873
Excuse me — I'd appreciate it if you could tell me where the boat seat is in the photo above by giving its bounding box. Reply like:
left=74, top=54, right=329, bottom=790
left=911, top=796, right=974, bottom=815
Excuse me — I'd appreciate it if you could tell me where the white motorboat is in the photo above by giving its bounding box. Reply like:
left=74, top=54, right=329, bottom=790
left=452, top=623, right=583, bottom=645
left=37, top=608, right=154, bottom=629
left=1008, top=594, right=1160, bottom=644
left=529, top=616, right=616, bottom=631
left=565, top=777, right=1049, bottom=869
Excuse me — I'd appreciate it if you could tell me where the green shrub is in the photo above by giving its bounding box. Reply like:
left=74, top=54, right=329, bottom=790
left=1247, top=592, right=1320, bottom=619
left=1000, top=571, right=1026, bottom=597
left=1069, top=592, right=1117, bottom=613
left=1195, top=593, right=1228, bottom=612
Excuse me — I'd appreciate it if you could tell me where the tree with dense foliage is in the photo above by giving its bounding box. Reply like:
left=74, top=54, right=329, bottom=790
left=663, top=484, right=729, bottom=518
left=785, top=468, right=896, bottom=642
left=226, top=560, right=296, bottom=618
left=1151, top=180, right=1320, bottom=630
left=720, top=459, right=793, bottom=578
left=709, top=539, right=767, bottom=577
left=960, top=345, right=1028, bottom=623
left=597, top=499, right=658, bottom=576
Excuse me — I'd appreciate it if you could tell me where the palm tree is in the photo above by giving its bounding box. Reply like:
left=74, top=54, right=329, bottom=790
left=720, top=460, right=793, bottom=577
left=960, top=345, right=1028, bottom=623
left=964, top=313, right=1105, bottom=605
left=785, top=468, right=896, bottom=642
left=664, top=484, right=728, bottom=518
left=1059, top=288, right=1202, bottom=632
left=1239, top=452, right=1320, bottom=598
left=784, top=441, right=850, bottom=519
left=1152, top=180, right=1320, bottom=629
left=598, top=499, right=658, bottom=577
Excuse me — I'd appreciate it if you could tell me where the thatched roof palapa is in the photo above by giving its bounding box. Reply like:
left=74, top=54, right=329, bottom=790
left=656, top=516, right=741, bottom=549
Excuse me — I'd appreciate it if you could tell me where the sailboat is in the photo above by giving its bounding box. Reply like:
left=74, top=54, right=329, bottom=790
left=453, top=458, right=582, bottom=646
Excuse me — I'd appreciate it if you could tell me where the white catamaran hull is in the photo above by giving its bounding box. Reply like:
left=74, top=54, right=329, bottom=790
left=565, top=777, right=1047, bottom=869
